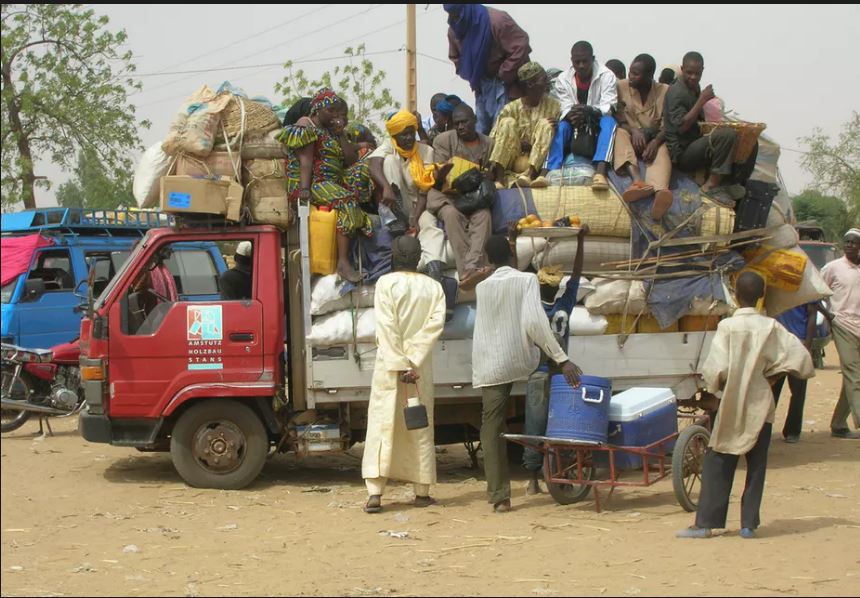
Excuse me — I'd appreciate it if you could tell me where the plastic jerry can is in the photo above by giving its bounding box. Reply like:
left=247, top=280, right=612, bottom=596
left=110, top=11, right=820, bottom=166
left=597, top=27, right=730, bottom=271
left=309, top=206, right=337, bottom=275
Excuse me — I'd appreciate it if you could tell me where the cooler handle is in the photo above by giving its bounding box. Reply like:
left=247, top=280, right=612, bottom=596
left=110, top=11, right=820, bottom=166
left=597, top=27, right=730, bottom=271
left=581, top=388, right=604, bottom=403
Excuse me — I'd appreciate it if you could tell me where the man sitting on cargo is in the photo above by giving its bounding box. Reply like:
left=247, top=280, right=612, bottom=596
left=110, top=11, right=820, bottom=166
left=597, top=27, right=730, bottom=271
left=427, top=103, right=496, bottom=291
left=546, top=40, right=618, bottom=190
left=220, top=241, right=252, bottom=301
left=489, top=61, right=559, bottom=188
left=509, top=222, right=590, bottom=494
left=368, top=110, right=454, bottom=281
left=472, top=235, right=583, bottom=512
left=663, top=52, right=757, bottom=208
left=676, top=272, right=814, bottom=539
left=362, top=236, right=447, bottom=514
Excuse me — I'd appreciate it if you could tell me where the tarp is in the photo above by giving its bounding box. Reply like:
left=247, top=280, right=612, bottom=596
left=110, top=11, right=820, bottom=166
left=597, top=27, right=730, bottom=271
left=0, top=234, right=54, bottom=286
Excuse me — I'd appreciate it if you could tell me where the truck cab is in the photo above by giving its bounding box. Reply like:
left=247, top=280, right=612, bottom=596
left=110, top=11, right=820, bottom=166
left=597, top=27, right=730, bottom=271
left=1, top=208, right=227, bottom=349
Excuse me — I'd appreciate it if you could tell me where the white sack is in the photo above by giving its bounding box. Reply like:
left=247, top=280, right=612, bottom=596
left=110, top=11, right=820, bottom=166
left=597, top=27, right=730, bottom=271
left=308, top=308, right=376, bottom=346
left=310, top=274, right=375, bottom=316
left=569, top=306, right=608, bottom=336
left=134, top=143, right=174, bottom=208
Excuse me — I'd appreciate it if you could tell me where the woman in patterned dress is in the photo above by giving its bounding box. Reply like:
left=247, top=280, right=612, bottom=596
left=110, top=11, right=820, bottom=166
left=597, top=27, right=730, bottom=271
left=279, top=88, right=373, bottom=282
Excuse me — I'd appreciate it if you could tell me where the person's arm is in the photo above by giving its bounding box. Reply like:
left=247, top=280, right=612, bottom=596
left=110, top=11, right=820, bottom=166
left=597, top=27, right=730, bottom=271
left=701, top=323, right=730, bottom=393
left=677, top=84, right=714, bottom=134
left=555, top=224, right=590, bottom=314
left=368, top=156, right=397, bottom=208
left=414, top=111, right=430, bottom=142
left=522, top=277, right=581, bottom=386
left=447, top=28, right=461, bottom=73
left=338, top=134, right=360, bottom=167
left=494, top=11, right=531, bottom=87
left=296, top=142, right=314, bottom=201
left=593, top=71, right=618, bottom=116
left=804, top=302, right=817, bottom=350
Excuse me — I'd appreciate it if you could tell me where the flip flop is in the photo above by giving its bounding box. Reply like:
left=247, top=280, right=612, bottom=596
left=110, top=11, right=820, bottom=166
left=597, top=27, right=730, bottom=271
left=364, top=495, right=382, bottom=514
left=622, top=181, right=654, bottom=202
left=530, top=175, right=549, bottom=188
left=591, top=173, right=609, bottom=190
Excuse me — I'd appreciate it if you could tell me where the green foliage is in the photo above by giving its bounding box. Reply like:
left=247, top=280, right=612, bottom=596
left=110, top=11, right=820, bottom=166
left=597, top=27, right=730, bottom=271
left=56, top=149, right=135, bottom=209
left=792, top=189, right=850, bottom=242
left=799, top=112, right=860, bottom=228
left=1, top=4, right=149, bottom=209
left=275, top=44, right=399, bottom=140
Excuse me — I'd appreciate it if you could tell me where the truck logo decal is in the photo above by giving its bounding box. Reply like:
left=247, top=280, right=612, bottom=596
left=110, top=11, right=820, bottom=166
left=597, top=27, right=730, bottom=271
left=187, top=305, right=223, bottom=370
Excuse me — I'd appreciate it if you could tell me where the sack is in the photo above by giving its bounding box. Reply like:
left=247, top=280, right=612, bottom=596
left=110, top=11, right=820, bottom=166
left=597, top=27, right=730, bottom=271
left=134, top=143, right=174, bottom=208
left=453, top=178, right=497, bottom=216
left=308, top=307, right=376, bottom=346
left=491, top=188, right=538, bottom=234
left=310, top=274, right=374, bottom=316
left=584, top=278, right=647, bottom=316
left=162, top=86, right=232, bottom=157
left=569, top=306, right=608, bottom=336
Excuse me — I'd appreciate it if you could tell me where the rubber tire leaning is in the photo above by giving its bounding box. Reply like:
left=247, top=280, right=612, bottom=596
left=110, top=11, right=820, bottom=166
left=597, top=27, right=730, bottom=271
left=170, top=399, right=268, bottom=490
left=672, top=424, right=711, bottom=512
left=546, top=450, right=594, bottom=505
left=1, top=371, right=32, bottom=433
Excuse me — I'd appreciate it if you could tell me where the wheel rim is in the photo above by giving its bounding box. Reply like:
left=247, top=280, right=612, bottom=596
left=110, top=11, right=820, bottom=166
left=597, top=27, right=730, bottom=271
left=1, top=373, right=29, bottom=425
left=191, top=420, right=247, bottom=475
left=681, top=431, right=708, bottom=505
left=549, top=450, right=593, bottom=498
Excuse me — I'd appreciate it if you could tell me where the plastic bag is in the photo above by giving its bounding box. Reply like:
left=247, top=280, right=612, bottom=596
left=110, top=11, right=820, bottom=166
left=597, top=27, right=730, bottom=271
left=134, top=143, right=174, bottom=208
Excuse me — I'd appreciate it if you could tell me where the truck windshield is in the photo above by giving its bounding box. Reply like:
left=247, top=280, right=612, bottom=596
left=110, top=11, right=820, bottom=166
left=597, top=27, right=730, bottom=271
left=1, top=276, right=19, bottom=304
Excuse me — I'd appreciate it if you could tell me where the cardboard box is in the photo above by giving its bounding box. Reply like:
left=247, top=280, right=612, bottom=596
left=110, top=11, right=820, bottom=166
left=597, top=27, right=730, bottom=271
left=175, top=151, right=239, bottom=179
left=160, top=175, right=243, bottom=222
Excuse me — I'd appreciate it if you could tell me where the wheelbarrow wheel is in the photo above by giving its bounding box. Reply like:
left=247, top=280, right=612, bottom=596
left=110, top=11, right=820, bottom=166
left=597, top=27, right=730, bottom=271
left=672, top=424, right=710, bottom=512
left=546, top=450, right=594, bottom=505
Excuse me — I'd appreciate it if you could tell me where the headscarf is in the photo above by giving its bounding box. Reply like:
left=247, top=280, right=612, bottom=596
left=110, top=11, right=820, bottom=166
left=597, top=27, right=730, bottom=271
left=435, top=100, right=455, bottom=115
left=391, top=235, right=422, bottom=272
left=537, top=265, right=563, bottom=287
left=517, top=61, right=544, bottom=83
left=385, top=110, right=437, bottom=192
left=444, top=4, right=492, bottom=93
left=845, top=228, right=860, bottom=241
left=283, top=97, right=312, bottom=126
left=309, top=88, right=342, bottom=115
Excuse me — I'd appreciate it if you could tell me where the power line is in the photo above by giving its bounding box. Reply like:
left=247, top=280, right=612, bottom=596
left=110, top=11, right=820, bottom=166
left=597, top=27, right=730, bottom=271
left=416, top=51, right=449, bottom=65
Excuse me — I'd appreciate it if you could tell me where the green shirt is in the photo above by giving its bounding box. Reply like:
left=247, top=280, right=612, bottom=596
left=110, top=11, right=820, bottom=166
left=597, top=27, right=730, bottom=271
left=663, top=79, right=703, bottom=162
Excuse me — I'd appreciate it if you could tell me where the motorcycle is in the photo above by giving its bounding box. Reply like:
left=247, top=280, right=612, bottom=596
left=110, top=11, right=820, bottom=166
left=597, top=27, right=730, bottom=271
left=1, top=340, right=83, bottom=434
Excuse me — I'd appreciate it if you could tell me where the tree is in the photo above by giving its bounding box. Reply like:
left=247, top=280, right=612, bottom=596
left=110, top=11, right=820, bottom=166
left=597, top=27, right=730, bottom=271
left=799, top=112, right=860, bottom=228
left=792, top=189, right=850, bottom=242
left=275, top=44, right=399, bottom=141
left=56, top=149, right=135, bottom=210
left=1, top=4, right=149, bottom=210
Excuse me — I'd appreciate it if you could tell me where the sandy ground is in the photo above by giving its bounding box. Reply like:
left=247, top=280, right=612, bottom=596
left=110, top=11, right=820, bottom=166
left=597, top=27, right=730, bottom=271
left=2, top=350, right=859, bottom=597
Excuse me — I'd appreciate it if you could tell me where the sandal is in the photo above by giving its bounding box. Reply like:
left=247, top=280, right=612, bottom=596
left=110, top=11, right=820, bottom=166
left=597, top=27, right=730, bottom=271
left=414, top=496, right=437, bottom=508
left=622, top=181, right=654, bottom=202
left=364, top=495, right=382, bottom=514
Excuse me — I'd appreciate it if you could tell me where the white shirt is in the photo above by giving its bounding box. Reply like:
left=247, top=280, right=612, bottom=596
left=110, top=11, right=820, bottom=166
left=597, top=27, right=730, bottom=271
left=821, top=256, right=860, bottom=338
left=551, top=61, right=618, bottom=117
left=472, top=267, right=569, bottom=388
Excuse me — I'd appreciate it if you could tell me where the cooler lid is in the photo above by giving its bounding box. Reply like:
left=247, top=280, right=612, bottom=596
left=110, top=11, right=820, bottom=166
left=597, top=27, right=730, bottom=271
left=608, top=387, right=676, bottom=421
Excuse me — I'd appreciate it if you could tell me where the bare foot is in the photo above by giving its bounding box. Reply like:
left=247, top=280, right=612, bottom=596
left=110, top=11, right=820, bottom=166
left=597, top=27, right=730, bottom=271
left=493, top=499, right=512, bottom=513
left=337, top=261, right=366, bottom=283
left=526, top=478, right=542, bottom=495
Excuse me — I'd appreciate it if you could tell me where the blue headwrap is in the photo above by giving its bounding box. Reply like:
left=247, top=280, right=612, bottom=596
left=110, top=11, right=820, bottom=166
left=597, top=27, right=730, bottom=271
left=435, top=100, right=455, bottom=115
left=443, top=4, right=492, bottom=93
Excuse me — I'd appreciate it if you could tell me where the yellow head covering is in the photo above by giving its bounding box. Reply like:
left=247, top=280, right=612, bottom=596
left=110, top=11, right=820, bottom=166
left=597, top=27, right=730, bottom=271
left=537, top=265, right=564, bottom=287
left=385, top=109, right=436, bottom=192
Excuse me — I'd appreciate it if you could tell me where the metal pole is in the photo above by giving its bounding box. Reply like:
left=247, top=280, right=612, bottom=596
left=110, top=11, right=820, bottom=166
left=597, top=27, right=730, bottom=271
left=406, top=4, right=417, bottom=112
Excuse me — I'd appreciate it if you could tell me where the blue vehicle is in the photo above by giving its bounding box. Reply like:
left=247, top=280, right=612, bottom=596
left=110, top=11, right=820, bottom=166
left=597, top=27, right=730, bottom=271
left=1, top=208, right=228, bottom=349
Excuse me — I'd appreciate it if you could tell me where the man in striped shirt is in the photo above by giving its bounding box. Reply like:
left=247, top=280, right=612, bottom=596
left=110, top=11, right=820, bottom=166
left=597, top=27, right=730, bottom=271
left=472, top=236, right=582, bottom=512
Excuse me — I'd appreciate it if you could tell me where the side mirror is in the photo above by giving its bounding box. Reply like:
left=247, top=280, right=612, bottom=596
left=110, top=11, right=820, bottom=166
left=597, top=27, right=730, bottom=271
left=73, top=277, right=88, bottom=300
left=22, top=279, right=46, bottom=302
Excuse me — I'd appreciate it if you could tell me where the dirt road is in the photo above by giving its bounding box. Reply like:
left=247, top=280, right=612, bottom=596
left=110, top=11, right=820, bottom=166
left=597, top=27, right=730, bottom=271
left=2, top=351, right=858, bottom=597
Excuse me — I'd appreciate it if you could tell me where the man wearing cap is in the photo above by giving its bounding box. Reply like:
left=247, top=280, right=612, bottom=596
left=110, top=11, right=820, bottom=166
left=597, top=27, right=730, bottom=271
left=362, top=236, right=447, bottom=513
left=821, top=228, right=860, bottom=439
left=220, top=241, right=253, bottom=301
left=489, top=61, right=559, bottom=188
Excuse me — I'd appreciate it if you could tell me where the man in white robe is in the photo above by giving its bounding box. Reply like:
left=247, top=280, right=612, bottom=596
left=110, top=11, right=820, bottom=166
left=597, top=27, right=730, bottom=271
left=362, top=236, right=447, bottom=513
left=677, top=272, right=814, bottom=539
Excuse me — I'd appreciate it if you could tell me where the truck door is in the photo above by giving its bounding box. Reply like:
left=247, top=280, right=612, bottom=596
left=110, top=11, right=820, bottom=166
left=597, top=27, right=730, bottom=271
left=107, top=238, right=264, bottom=418
left=17, top=248, right=79, bottom=348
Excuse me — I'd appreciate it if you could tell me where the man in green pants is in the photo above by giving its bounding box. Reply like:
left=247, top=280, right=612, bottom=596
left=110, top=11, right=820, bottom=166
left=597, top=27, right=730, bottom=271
left=471, top=236, right=582, bottom=512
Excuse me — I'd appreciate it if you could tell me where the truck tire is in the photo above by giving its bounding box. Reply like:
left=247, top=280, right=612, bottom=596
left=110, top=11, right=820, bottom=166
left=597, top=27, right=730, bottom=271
left=170, top=399, right=269, bottom=490
left=1, top=371, right=32, bottom=433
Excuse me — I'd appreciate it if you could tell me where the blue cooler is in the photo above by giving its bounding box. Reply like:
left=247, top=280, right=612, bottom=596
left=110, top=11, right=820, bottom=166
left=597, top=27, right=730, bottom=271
left=605, top=388, right=677, bottom=469
left=546, top=375, right=612, bottom=443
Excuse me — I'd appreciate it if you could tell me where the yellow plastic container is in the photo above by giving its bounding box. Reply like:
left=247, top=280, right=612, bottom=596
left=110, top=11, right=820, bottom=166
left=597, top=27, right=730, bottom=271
left=604, top=314, right=637, bottom=335
left=309, top=206, right=337, bottom=275
left=741, top=246, right=807, bottom=292
left=637, top=315, right=678, bottom=333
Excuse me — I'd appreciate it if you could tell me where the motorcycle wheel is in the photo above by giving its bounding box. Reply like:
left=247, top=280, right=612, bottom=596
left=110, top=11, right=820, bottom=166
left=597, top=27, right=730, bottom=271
left=1, top=371, right=32, bottom=433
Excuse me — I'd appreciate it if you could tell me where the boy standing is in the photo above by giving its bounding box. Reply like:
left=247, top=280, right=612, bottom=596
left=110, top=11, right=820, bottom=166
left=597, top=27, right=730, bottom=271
left=677, top=272, right=814, bottom=539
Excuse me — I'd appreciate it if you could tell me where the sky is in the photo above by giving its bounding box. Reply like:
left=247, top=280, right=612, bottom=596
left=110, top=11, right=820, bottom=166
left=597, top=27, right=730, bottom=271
left=23, top=3, right=860, bottom=208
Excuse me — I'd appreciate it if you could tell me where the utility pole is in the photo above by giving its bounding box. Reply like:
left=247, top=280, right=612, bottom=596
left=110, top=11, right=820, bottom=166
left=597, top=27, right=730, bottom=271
left=406, top=4, right=417, bottom=112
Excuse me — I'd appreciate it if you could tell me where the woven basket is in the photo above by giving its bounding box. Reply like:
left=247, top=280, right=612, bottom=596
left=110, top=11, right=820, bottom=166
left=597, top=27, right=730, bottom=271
left=219, top=96, right=281, bottom=141
left=531, top=186, right=630, bottom=238
left=699, top=121, right=766, bottom=164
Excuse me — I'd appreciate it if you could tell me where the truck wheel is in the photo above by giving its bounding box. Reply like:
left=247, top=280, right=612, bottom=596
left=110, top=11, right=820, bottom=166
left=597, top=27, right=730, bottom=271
left=1, top=371, right=32, bottom=433
left=672, top=424, right=710, bottom=512
left=546, top=450, right=594, bottom=505
left=170, top=400, right=269, bottom=490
